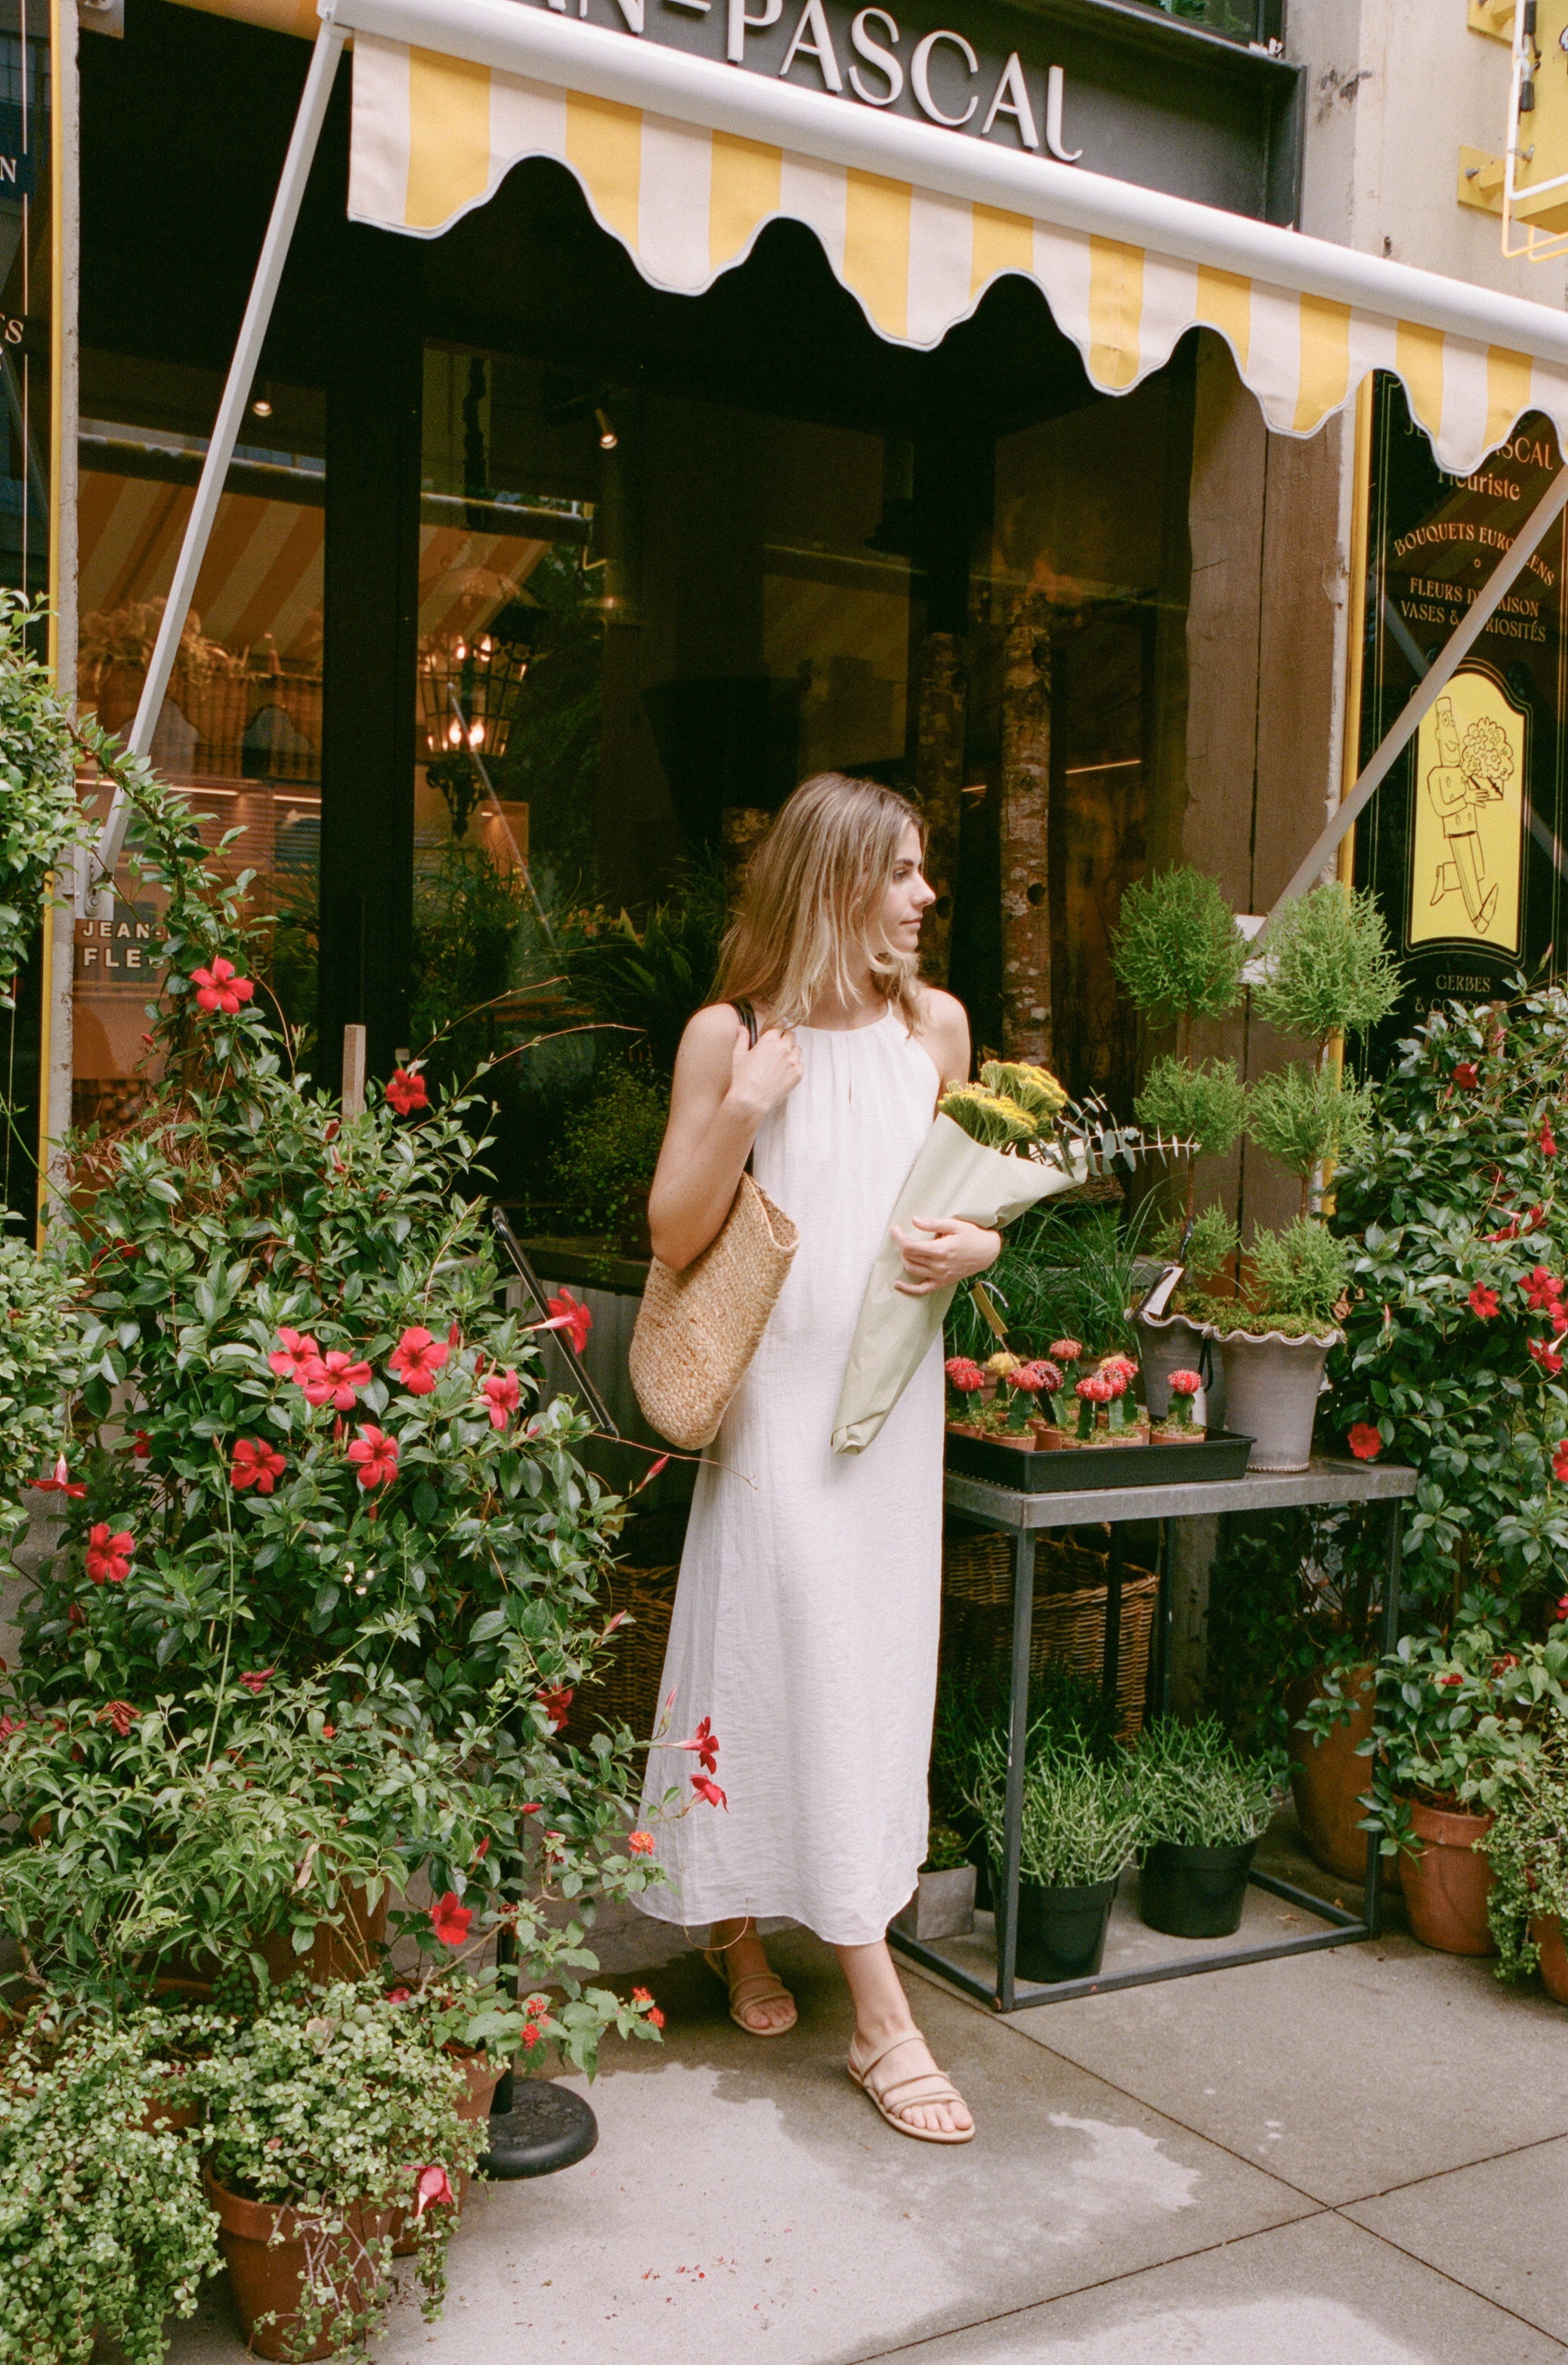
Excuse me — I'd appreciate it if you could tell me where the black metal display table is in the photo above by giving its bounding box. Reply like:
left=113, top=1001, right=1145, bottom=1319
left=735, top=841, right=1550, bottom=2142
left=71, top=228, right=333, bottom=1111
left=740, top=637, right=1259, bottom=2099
left=891, top=1458, right=1418, bottom=2014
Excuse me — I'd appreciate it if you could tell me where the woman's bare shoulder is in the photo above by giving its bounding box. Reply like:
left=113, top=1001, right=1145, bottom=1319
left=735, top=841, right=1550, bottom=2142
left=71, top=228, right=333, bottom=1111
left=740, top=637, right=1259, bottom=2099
left=675, top=1000, right=747, bottom=1079
left=913, top=986, right=972, bottom=1076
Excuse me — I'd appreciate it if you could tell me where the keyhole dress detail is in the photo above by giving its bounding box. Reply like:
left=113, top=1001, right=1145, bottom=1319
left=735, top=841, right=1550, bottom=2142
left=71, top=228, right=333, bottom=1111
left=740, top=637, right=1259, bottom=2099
left=636, top=1010, right=945, bottom=1946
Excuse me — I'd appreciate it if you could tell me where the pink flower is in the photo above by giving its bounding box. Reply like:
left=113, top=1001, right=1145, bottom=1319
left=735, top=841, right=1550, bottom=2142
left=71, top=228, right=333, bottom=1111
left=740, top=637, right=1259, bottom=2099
left=1347, top=1424, right=1384, bottom=1461
left=1102, top=1354, right=1139, bottom=1380
left=346, top=1425, right=399, bottom=1489
left=1075, top=1374, right=1114, bottom=1403
left=389, top=1325, right=450, bottom=1396
left=676, top=1716, right=719, bottom=1774
left=691, top=1774, right=728, bottom=1810
left=1007, top=1362, right=1057, bottom=1395
left=32, top=1455, right=85, bottom=1498
left=1467, top=1285, right=1500, bottom=1320
left=1543, top=1120, right=1559, bottom=1158
left=386, top=1986, right=413, bottom=2005
left=268, top=1328, right=323, bottom=1383
left=1049, top=1339, right=1082, bottom=1363
left=430, top=1892, right=472, bottom=1948
left=1530, top=1337, right=1564, bottom=1378
left=414, top=2164, right=453, bottom=2217
left=298, top=1349, right=373, bottom=1411
left=1167, top=1370, right=1203, bottom=1397
left=1452, top=1062, right=1480, bottom=1090
left=189, top=956, right=254, bottom=1016
left=481, top=1368, right=521, bottom=1429
left=540, top=1289, right=592, bottom=1355
left=537, top=1685, right=573, bottom=1732
left=629, top=1453, right=671, bottom=1496
left=230, top=1438, right=287, bottom=1494
left=943, top=1356, right=986, bottom=1393
left=385, top=1067, right=429, bottom=1116
left=1556, top=1595, right=1568, bottom=1625
left=627, top=1831, right=655, bottom=1856
left=85, top=1524, right=133, bottom=1584
left=238, top=1668, right=274, bottom=1695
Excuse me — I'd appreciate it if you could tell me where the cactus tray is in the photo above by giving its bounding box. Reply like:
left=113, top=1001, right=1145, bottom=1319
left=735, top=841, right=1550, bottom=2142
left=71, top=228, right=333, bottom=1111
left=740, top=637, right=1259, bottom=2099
left=944, top=1424, right=1254, bottom=1495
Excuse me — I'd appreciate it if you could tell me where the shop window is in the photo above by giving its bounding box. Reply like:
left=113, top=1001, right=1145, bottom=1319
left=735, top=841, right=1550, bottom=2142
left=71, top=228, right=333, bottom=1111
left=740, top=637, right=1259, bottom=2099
left=72, top=353, right=323, bottom=1130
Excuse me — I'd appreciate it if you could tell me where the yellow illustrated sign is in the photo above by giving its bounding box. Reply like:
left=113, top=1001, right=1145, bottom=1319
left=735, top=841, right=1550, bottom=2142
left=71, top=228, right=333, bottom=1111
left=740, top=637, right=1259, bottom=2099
left=1409, top=666, right=1526, bottom=956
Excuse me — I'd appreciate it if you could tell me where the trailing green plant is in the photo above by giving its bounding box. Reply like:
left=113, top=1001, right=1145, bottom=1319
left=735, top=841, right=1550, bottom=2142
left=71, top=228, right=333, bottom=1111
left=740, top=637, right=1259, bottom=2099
left=1253, top=884, right=1402, bottom=1051
left=972, top=1736, right=1142, bottom=1888
left=1481, top=1715, right=1568, bottom=1980
left=1331, top=980, right=1568, bottom=1626
left=1247, top=1065, right=1377, bottom=1217
left=546, top=1064, right=670, bottom=1240
left=1129, top=1714, right=1279, bottom=1847
left=1134, top=1056, right=1247, bottom=1224
left=0, top=593, right=98, bottom=1009
left=1109, top=864, right=1246, bottom=1049
left=0, top=2003, right=222, bottom=2365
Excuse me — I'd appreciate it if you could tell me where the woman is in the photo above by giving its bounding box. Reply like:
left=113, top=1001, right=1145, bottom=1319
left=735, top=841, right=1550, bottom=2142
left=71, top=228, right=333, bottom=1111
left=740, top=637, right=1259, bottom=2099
left=635, top=773, right=1000, bottom=2144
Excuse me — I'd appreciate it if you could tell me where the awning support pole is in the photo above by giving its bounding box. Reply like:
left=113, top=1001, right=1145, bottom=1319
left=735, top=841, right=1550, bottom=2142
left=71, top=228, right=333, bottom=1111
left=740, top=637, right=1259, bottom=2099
left=1266, top=460, right=1568, bottom=925
left=81, top=8, right=346, bottom=917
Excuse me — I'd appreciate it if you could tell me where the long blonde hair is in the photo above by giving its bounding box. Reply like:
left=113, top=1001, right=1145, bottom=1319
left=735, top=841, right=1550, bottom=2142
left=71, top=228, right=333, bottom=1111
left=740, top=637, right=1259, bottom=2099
left=715, top=773, right=925, bottom=1031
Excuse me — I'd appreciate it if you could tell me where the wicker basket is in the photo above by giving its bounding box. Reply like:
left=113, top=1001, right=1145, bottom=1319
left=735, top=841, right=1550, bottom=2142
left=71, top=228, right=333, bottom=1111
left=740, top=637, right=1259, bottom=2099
left=579, top=1559, right=682, bottom=1743
left=940, top=1528, right=1158, bottom=1743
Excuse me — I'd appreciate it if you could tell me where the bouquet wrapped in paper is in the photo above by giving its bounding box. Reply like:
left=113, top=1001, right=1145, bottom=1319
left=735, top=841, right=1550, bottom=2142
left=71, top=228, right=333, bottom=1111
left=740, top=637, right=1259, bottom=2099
left=830, top=1064, right=1091, bottom=1455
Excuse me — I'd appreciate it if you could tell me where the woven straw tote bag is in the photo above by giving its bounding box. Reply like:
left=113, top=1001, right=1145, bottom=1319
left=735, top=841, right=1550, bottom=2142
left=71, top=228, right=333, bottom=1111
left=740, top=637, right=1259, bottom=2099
left=629, top=1006, right=798, bottom=1450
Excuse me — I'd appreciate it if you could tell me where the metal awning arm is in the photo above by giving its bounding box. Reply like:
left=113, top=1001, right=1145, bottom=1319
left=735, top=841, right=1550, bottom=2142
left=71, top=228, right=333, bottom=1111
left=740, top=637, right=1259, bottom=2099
left=1266, top=461, right=1568, bottom=923
left=80, top=8, right=347, bottom=916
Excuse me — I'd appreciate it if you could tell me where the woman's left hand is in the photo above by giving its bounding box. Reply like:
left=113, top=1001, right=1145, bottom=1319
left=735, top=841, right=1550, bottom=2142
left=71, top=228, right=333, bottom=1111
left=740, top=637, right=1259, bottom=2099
left=889, top=1216, right=1001, bottom=1297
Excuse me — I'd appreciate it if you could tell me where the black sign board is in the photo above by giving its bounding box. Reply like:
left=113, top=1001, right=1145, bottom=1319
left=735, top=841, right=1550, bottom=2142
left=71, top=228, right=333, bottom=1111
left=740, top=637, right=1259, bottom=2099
left=1355, top=376, right=1568, bottom=1052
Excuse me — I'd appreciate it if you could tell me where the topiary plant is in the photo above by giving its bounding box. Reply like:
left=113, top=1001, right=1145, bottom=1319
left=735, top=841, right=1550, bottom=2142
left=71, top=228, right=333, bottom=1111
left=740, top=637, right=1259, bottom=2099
left=1109, top=864, right=1246, bottom=1052
left=1247, top=1065, right=1378, bottom=1218
left=1253, top=883, right=1402, bottom=1051
left=1134, top=1056, right=1248, bottom=1224
left=1205, top=1216, right=1350, bottom=1337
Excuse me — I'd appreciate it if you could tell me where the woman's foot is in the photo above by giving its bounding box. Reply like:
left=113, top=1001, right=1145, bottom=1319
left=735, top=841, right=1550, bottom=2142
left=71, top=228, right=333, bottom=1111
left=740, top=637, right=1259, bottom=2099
left=847, top=2024, right=974, bottom=2141
left=705, top=1919, right=797, bottom=2036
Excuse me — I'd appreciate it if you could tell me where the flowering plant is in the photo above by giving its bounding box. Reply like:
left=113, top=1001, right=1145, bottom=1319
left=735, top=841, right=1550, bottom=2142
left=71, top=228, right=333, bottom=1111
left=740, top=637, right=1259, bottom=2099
left=1480, top=1707, right=1568, bottom=1980
left=1352, top=1625, right=1568, bottom=1853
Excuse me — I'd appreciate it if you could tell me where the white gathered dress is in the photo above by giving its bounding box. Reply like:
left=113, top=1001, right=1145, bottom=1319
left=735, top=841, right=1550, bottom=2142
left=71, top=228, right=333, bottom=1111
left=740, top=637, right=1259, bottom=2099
left=635, top=1009, right=945, bottom=1948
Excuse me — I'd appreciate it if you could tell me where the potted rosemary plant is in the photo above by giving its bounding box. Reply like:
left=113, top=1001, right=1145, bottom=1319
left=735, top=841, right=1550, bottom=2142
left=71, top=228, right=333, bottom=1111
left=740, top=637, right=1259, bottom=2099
left=972, top=1736, right=1141, bottom=1983
left=1128, top=1717, right=1278, bottom=1939
left=1202, top=1219, right=1352, bottom=1471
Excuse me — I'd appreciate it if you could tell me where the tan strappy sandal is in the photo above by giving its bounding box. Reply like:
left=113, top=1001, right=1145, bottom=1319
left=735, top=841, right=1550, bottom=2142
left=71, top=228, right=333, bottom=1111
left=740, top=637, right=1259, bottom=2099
left=702, top=1946, right=798, bottom=2037
left=848, top=2031, right=974, bottom=2144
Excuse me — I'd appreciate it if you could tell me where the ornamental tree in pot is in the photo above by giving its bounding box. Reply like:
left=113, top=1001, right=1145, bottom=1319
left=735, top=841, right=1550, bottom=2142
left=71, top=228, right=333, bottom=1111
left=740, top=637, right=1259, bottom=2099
left=1202, top=1220, right=1352, bottom=1471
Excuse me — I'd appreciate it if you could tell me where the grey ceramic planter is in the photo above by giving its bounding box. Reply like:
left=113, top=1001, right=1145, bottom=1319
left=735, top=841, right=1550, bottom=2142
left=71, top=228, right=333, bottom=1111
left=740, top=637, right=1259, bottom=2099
left=1211, top=1327, right=1343, bottom=1472
left=892, top=1863, right=977, bottom=1942
left=1132, top=1309, right=1225, bottom=1425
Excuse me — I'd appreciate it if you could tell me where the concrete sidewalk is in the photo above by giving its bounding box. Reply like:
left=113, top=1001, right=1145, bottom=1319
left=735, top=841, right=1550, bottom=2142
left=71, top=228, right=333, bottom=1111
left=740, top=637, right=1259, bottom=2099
left=172, top=1835, right=1568, bottom=2365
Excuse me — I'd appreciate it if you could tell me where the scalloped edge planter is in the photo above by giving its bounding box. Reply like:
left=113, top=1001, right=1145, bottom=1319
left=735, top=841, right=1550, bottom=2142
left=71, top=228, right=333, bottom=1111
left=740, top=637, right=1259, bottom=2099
left=1403, top=1800, right=1496, bottom=1957
left=1208, top=1327, right=1343, bottom=1473
left=1131, top=1309, right=1224, bottom=1425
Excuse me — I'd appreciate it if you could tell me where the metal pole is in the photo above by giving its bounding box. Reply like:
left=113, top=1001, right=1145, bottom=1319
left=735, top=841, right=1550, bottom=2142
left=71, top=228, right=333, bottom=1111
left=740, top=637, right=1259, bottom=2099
left=1266, top=461, right=1568, bottom=923
left=82, top=9, right=346, bottom=914
left=996, top=1528, right=1035, bottom=2012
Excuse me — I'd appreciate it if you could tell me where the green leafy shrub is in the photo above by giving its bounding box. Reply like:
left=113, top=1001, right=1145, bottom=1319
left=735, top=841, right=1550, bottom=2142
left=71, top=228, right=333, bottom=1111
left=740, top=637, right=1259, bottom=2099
left=945, top=1204, right=1155, bottom=1365
left=0, top=593, right=97, bottom=1008
left=0, top=1235, right=85, bottom=1584
left=568, top=860, right=725, bottom=1077
left=1483, top=1719, right=1568, bottom=1980
left=1361, top=1625, right=1568, bottom=1855
left=546, top=1065, right=670, bottom=1240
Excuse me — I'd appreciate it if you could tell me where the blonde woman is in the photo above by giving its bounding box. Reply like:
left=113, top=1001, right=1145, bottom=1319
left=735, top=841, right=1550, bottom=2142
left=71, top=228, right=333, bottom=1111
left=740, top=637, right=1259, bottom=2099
left=635, top=773, right=1001, bottom=2144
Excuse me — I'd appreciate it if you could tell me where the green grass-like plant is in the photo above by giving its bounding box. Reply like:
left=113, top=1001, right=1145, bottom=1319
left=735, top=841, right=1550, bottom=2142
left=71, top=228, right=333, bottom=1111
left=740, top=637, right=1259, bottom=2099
left=1110, top=865, right=1246, bottom=1043
left=972, top=1738, right=1142, bottom=1888
left=1129, top=1714, right=1278, bottom=1850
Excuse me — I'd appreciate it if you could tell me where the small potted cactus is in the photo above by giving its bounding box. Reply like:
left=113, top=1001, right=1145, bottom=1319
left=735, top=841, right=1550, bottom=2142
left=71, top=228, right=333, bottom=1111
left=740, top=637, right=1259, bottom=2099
left=1150, top=1368, right=1206, bottom=1443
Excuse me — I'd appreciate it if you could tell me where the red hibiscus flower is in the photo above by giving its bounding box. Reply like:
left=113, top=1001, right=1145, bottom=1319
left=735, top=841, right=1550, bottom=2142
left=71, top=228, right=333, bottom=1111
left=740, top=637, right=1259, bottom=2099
left=1524, top=1267, right=1565, bottom=1311
left=268, top=1328, right=322, bottom=1383
left=429, top=1892, right=472, bottom=1949
left=189, top=956, right=255, bottom=1016
left=413, top=2164, right=453, bottom=2217
left=298, top=1349, right=373, bottom=1411
left=238, top=1668, right=274, bottom=1695
left=1435, top=1671, right=1464, bottom=1689
left=131, top=1430, right=151, bottom=1460
left=346, top=1425, right=399, bottom=1489
left=1557, top=1595, right=1568, bottom=1625
left=676, top=1716, right=719, bottom=1774
left=32, top=1455, right=85, bottom=1498
left=386, top=1986, right=413, bottom=2005
left=1167, top=1371, right=1203, bottom=1397
left=101, top=1700, right=138, bottom=1736
left=1530, top=1337, right=1565, bottom=1377
left=389, top=1325, right=450, bottom=1396
left=1347, top=1424, right=1384, bottom=1461
left=627, top=1830, right=655, bottom=1855
left=385, top=1066, right=429, bottom=1116
left=540, top=1289, right=592, bottom=1355
left=1544, top=1121, right=1560, bottom=1158
left=1467, top=1285, right=1500, bottom=1320
left=691, top=1774, right=728, bottom=1810
left=1452, top=1062, right=1480, bottom=1089
left=230, top=1437, right=288, bottom=1494
left=1554, top=1441, right=1568, bottom=1483
left=537, top=1685, right=573, bottom=1733
left=481, top=1368, right=521, bottom=1429
left=85, top=1524, right=134, bottom=1584
left=943, top=1356, right=986, bottom=1392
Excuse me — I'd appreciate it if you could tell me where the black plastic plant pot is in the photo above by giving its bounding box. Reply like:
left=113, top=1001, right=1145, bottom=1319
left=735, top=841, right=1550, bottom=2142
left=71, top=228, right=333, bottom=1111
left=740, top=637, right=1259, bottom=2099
left=970, top=1836, right=993, bottom=1915
left=1015, top=1877, right=1117, bottom=1983
left=1139, top=1838, right=1257, bottom=1940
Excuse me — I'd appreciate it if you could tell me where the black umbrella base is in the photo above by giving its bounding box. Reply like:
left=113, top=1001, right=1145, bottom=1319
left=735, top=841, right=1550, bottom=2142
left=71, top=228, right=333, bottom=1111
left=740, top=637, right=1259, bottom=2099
left=479, top=2079, right=598, bottom=2181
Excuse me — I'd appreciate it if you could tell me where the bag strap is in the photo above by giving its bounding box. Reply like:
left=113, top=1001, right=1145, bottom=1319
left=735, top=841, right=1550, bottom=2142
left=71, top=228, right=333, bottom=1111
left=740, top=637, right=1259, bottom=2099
left=731, top=1000, right=760, bottom=1176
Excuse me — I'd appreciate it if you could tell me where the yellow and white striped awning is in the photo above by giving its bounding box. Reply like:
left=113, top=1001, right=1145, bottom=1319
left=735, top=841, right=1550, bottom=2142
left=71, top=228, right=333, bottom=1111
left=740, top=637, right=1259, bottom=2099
left=280, top=0, right=1568, bottom=472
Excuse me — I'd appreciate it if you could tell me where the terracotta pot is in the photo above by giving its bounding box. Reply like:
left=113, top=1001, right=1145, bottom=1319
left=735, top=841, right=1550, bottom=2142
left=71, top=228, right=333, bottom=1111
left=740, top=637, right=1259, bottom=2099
left=1530, top=1915, right=1568, bottom=2004
left=257, top=1887, right=388, bottom=1989
left=1211, top=1327, right=1342, bottom=1472
left=204, top=2167, right=395, bottom=2362
left=1133, top=1309, right=1224, bottom=1425
left=389, top=2045, right=503, bottom=2256
left=1402, top=1799, right=1496, bottom=1956
left=1287, top=1665, right=1383, bottom=1882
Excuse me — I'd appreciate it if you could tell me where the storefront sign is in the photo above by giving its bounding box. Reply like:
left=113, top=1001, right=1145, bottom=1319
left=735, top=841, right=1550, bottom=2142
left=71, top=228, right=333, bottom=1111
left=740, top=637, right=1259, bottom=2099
left=520, top=0, right=1299, bottom=218
left=1354, top=380, right=1568, bottom=1043
left=0, top=107, right=36, bottom=201
left=75, top=904, right=169, bottom=985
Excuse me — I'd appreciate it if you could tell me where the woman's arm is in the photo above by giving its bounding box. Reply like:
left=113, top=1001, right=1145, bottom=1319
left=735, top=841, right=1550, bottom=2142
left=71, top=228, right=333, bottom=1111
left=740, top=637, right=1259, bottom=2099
left=892, top=987, right=1001, bottom=1296
left=647, top=1005, right=804, bottom=1271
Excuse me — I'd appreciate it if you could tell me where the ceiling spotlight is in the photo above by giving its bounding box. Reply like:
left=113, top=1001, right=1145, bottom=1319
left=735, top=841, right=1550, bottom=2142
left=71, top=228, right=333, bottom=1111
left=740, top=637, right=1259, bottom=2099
left=251, top=395, right=273, bottom=419
left=595, top=407, right=618, bottom=451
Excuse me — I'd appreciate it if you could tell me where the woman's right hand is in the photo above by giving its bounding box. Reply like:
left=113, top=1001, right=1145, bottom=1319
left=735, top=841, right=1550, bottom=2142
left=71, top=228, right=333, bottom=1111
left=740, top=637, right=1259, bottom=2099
left=725, top=1022, right=803, bottom=1121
